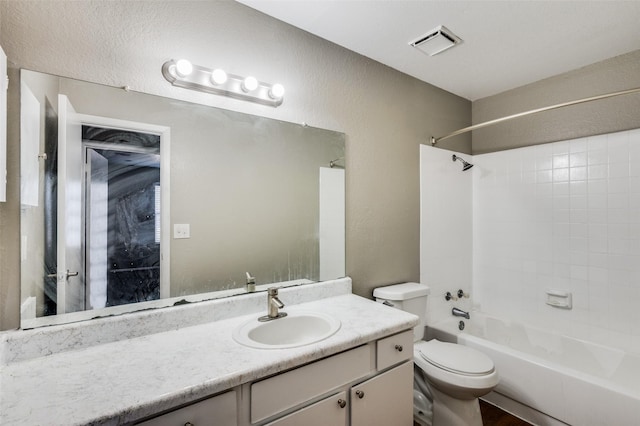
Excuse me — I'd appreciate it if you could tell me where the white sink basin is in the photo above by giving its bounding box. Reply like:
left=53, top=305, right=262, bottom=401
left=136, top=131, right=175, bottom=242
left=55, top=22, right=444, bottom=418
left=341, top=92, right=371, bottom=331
left=232, top=311, right=341, bottom=349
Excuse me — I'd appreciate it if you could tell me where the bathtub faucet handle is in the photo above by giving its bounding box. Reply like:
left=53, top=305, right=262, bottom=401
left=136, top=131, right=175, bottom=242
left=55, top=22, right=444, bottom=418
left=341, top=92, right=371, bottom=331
left=457, top=289, right=470, bottom=299
left=445, top=291, right=458, bottom=301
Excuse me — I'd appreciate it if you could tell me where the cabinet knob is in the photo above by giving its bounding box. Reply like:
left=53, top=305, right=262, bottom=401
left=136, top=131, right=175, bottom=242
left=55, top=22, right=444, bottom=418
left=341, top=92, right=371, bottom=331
left=355, top=390, right=365, bottom=399
left=184, top=422, right=194, bottom=426
left=395, top=344, right=403, bottom=352
left=337, top=398, right=347, bottom=408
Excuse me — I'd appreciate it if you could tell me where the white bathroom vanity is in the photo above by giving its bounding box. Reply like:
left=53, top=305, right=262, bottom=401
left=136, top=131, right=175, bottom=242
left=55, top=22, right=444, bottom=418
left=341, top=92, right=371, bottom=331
left=0, top=279, right=418, bottom=425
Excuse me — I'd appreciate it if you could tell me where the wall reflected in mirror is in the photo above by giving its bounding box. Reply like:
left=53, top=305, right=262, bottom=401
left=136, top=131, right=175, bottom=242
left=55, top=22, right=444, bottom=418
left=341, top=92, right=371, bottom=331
left=20, top=70, right=345, bottom=328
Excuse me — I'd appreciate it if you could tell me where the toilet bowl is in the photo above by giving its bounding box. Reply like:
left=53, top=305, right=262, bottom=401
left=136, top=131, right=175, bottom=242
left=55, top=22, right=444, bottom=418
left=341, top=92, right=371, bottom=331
left=374, top=283, right=499, bottom=426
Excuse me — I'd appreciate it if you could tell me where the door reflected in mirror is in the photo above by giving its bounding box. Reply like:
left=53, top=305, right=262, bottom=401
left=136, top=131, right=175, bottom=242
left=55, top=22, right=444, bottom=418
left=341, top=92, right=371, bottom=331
left=20, top=70, right=345, bottom=328
left=83, top=127, right=163, bottom=311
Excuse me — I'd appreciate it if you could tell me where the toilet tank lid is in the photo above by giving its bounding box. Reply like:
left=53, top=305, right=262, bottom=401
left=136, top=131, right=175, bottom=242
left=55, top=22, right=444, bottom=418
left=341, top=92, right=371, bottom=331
left=373, top=282, right=430, bottom=300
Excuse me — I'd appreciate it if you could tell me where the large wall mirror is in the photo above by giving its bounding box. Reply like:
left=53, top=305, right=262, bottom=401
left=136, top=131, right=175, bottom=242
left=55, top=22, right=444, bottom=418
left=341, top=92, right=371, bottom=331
left=20, top=70, right=346, bottom=328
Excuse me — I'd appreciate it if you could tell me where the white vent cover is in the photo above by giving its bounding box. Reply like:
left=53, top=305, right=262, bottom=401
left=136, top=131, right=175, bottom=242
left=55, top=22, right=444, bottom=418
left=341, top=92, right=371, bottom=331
left=410, top=25, right=462, bottom=56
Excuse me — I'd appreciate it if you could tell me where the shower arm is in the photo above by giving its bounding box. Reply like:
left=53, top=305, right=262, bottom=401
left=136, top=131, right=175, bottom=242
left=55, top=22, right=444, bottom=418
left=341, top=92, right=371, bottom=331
left=430, top=86, right=640, bottom=146
left=329, top=157, right=344, bottom=168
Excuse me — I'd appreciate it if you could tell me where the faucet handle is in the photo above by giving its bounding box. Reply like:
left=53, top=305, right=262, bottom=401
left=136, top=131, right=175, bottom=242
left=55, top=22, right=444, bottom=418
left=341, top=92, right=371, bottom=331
left=267, top=287, right=278, bottom=296
left=246, top=272, right=256, bottom=283
left=445, top=291, right=458, bottom=301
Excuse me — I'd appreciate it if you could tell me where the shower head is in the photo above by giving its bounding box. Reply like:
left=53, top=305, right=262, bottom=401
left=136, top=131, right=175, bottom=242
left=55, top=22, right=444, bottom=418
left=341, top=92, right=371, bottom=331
left=452, top=154, right=473, bottom=171
left=329, top=157, right=344, bottom=168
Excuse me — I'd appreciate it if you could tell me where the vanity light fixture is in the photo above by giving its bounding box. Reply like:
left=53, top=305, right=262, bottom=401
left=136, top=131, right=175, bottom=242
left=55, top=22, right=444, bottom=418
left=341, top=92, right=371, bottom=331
left=242, top=76, right=258, bottom=92
left=269, top=83, right=285, bottom=100
left=162, top=59, right=284, bottom=107
left=174, top=59, right=194, bottom=77
left=211, top=69, right=228, bottom=85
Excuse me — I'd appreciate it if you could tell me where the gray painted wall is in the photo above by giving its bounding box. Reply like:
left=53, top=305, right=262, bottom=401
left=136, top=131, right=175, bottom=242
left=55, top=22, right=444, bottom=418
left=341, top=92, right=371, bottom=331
left=0, top=1, right=471, bottom=330
left=472, top=49, right=640, bottom=154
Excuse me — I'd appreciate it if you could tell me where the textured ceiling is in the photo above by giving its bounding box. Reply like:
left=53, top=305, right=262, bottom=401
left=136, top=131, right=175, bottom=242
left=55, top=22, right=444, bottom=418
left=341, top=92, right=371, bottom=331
left=238, top=0, right=640, bottom=101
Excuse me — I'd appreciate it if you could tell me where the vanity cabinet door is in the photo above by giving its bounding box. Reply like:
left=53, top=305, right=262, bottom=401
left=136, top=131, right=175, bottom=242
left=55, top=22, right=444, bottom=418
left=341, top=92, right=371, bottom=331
left=350, top=361, right=413, bottom=426
left=264, top=391, right=348, bottom=426
left=136, top=390, right=236, bottom=426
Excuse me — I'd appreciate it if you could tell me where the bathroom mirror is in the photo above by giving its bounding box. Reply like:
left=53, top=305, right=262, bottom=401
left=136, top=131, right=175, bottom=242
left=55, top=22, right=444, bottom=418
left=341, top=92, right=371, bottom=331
left=20, top=69, right=345, bottom=327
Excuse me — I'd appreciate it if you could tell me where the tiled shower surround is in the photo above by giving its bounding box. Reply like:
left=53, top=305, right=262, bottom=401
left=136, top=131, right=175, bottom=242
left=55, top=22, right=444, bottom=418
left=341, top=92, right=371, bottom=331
left=473, top=128, right=640, bottom=354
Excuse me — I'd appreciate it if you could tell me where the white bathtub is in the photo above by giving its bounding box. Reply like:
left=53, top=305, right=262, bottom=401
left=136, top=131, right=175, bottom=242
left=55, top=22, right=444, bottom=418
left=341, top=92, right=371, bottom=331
left=427, top=314, right=640, bottom=426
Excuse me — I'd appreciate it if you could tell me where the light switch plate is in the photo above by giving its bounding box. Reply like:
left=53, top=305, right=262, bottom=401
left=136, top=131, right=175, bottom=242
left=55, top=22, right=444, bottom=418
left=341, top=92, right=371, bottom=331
left=174, top=223, right=190, bottom=239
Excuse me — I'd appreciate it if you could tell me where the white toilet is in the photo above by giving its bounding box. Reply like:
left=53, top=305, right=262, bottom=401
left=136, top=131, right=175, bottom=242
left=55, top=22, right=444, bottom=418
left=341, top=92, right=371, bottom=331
left=373, top=282, right=499, bottom=426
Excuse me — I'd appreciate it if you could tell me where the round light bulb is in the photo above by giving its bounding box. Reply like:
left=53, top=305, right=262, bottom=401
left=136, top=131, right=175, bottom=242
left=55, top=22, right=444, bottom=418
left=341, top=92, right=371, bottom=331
left=269, top=83, right=285, bottom=100
left=242, top=76, right=258, bottom=92
left=175, top=59, right=193, bottom=78
left=211, top=69, right=227, bottom=85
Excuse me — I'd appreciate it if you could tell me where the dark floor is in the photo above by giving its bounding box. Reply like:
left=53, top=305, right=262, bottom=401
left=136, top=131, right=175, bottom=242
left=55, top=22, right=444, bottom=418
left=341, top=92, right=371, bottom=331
left=479, top=400, right=532, bottom=426
left=413, top=400, right=532, bottom=426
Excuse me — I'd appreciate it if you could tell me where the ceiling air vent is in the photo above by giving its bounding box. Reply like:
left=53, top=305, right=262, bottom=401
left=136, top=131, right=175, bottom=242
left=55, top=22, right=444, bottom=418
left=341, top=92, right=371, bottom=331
left=410, top=25, right=462, bottom=56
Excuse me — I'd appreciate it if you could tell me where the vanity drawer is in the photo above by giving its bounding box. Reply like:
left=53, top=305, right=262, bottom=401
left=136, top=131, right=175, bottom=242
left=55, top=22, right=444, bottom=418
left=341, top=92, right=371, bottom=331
left=137, top=390, right=236, bottom=425
left=376, top=330, right=413, bottom=371
left=251, top=345, right=372, bottom=423
left=264, top=391, right=348, bottom=426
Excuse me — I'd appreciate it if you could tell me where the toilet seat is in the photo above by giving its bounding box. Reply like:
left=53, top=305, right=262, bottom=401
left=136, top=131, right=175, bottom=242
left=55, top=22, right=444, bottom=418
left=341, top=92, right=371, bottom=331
left=417, top=339, right=494, bottom=376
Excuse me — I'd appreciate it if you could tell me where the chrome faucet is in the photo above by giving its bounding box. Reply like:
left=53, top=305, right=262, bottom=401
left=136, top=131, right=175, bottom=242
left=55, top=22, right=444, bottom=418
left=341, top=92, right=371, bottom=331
left=259, top=287, right=287, bottom=322
left=245, top=272, right=256, bottom=292
left=452, top=307, right=470, bottom=319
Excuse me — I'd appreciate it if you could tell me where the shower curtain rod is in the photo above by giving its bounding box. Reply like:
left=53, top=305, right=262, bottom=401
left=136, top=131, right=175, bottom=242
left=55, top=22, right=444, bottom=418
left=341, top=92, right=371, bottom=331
left=430, top=86, right=640, bottom=146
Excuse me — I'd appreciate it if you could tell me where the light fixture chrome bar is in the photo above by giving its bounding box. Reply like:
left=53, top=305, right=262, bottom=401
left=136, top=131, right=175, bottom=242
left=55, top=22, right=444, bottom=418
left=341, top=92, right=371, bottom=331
left=162, top=59, right=284, bottom=107
left=431, top=86, right=640, bottom=146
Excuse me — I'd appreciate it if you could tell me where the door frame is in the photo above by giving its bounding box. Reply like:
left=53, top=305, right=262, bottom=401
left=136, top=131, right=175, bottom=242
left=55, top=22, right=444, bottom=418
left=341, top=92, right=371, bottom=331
left=77, top=114, right=171, bottom=300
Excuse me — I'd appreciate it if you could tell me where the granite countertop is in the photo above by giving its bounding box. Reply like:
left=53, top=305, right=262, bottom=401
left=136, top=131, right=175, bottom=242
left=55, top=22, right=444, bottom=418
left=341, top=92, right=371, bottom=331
left=0, top=293, right=418, bottom=425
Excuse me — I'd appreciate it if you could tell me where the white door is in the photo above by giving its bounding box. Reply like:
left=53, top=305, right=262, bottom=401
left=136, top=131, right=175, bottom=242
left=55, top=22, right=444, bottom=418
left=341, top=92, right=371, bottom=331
left=78, top=115, right=171, bottom=300
left=56, top=94, right=85, bottom=313
left=86, top=149, right=108, bottom=309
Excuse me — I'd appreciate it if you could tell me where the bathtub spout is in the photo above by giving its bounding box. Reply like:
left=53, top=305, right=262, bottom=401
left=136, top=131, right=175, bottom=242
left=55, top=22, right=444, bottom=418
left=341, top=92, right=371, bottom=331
left=452, top=307, right=470, bottom=319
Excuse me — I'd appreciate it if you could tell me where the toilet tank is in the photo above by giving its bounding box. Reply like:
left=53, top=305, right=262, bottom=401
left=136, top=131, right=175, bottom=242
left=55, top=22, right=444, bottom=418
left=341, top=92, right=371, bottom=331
left=373, top=282, right=429, bottom=342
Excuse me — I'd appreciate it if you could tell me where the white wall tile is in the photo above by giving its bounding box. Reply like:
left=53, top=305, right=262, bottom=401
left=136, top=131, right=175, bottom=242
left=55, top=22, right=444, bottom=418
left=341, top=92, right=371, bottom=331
left=420, top=129, right=640, bottom=353
left=570, top=138, right=588, bottom=153
left=553, top=168, right=570, bottom=182
left=569, top=152, right=587, bottom=167
left=588, top=134, right=608, bottom=150
left=464, top=128, right=640, bottom=353
left=553, top=140, right=570, bottom=154
left=588, top=164, right=608, bottom=179
left=608, top=177, right=629, bottom=193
